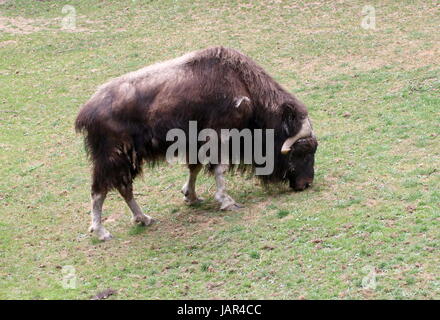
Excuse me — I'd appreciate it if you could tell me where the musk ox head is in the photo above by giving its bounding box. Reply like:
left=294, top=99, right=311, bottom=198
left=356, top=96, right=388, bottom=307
left=285, top=136, right=318, bottom=191
left=280, top=107, right=318, bottom=191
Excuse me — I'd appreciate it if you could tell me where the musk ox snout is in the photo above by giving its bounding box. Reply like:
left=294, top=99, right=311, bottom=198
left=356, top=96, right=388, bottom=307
left=290, top=177, right=313, bottom=191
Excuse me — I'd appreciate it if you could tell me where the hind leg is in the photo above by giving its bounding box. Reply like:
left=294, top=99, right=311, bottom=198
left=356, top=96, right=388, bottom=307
left=117, top=183, right=154, bottom=226
left=181, top=164, right=203, bottom=204
left=89, top=191, right=113, bottom=241
left=88, top=163, right=113, bottom=240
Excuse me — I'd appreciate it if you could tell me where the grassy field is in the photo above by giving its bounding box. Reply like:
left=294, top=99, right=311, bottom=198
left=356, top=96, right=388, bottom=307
left=0, top=0, right=439, bottom=299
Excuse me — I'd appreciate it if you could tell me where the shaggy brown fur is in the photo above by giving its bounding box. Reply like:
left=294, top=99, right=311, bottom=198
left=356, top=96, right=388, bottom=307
left=75, top=46, right=316, bottom=195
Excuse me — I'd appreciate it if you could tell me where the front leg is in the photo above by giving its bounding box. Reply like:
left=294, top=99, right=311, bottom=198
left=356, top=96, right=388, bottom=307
left=214, top=164, right=243, bottom=210
left=181, top=164, right=204, bottom=205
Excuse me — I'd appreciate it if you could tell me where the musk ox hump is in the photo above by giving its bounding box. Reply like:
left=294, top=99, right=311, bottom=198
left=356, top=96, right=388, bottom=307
left=112, top=82, right=137, bottom=109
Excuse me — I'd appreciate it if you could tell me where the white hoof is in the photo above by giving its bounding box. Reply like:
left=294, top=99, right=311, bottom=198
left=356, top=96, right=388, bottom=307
left=132, top=214, right=154, bottom=226
left=221, top=202, right=244, bottom=211
left=217, top=194, right=243, bottom=211
left=89, top=225, right=113, bottom=241
left=183, top=196, right=204, bottom=205
left=181, top=184, right=203, bottom=205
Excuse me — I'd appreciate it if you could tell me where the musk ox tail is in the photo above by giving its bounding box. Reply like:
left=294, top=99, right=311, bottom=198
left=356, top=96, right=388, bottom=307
left=75, top=99, right=99, bottom=134
left=74, top=98, right=104, bottom=159
left=75, top=97, right=143, bottom=193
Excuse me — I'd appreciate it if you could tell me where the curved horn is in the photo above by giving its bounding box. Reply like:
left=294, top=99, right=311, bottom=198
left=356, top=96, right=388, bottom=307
left=281, top=118, right=312, bottom=154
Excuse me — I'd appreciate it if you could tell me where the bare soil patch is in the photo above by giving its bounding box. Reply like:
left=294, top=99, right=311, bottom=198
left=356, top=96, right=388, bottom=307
left=0, top=15, right=94, bottom=34
left=0, top=39, right=17, bottom=47
left=0, top=15, right=46, bottom=34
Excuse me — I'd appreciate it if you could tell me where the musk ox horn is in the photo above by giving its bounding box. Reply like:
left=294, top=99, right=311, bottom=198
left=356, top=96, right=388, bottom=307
left=281, top=118, right=313, bottom=154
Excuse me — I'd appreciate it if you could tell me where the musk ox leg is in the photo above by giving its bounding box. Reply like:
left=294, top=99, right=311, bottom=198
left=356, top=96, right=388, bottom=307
left=181, top=164, right=204, bottom=204
left=117, top=184, right=154, bottom=226
left=214, top=164, right=243, bottom=211
left=89, top=192, right=113, bottom=241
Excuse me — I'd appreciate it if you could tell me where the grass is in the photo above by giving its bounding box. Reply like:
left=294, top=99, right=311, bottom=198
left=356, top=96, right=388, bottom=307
left=0, top=0, right=439, bottom=299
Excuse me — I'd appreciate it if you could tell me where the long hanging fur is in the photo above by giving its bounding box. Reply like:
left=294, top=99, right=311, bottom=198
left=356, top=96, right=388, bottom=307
left=75, top=46, right=310, bottom=193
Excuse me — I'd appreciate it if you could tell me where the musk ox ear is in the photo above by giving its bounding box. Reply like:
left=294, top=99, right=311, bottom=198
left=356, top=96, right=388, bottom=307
left=280, top=102, right=312, bottom=154
left=280, top=102, right=304, bottom=136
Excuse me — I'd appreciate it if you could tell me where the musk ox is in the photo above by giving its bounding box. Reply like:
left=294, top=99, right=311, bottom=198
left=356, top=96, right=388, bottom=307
left=75, top=46, right=318, bottom=240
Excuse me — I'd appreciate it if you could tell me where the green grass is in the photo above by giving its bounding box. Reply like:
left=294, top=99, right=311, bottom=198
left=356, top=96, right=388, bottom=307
left=0, top=0, right=439, bottom=299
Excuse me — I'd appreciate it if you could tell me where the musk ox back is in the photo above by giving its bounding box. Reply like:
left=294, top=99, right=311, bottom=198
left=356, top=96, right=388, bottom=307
left=76, top=46, right=317, bottom=240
